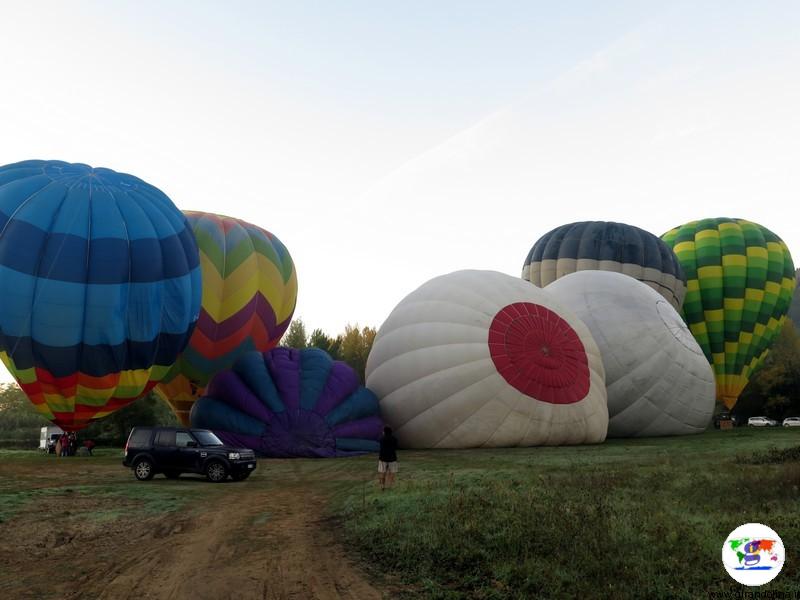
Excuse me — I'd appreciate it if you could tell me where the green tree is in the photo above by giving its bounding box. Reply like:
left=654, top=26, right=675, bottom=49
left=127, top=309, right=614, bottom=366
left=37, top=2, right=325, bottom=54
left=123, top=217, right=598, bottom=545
left=281, top=320, right=377, bottom=381
left=308, top=328, right=342, bottom=360
left=282, top=318, right=308, bottom=349
left=0, top=384, right=49, bottom=439
left=338, top=324, right=377, bottom=383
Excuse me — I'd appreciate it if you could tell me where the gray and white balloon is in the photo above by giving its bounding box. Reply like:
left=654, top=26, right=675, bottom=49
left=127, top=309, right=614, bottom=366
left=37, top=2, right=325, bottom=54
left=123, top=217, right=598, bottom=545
left=546, top=270, right=714, bottom=437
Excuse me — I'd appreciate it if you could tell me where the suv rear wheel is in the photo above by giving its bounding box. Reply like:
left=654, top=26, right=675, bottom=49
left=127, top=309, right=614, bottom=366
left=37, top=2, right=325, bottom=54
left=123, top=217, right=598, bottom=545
left=134, top=458, right=155, bottom=481
left=206, top=460, right=228, bottom=483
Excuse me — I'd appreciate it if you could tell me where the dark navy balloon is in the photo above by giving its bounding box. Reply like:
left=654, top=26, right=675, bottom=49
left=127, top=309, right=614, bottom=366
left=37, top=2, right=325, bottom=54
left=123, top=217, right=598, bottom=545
left=0, top=160, right=201, bottom=430
left=522, top=221, right=687, bottom=311
left=190, top=347, right=383, bottom=457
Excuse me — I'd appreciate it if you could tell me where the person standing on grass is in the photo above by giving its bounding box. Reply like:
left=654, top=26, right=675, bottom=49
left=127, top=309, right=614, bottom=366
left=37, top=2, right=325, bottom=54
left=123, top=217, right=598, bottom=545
left=60, top=433, right=69, bottom=457
left=378, top=426, right=399, bottom=491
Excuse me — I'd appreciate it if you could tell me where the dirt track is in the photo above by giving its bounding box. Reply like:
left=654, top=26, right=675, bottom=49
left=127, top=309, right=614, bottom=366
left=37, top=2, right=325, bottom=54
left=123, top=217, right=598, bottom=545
left=0, top=456, right=385, bottom=600
left=96, top=488, right=381, bottom=600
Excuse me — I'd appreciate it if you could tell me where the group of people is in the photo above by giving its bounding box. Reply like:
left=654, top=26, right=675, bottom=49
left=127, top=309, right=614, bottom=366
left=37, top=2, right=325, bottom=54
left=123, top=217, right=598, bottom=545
left=54, top=432, right=78, bottom=456
left=54, top=433, right=95, bottom=457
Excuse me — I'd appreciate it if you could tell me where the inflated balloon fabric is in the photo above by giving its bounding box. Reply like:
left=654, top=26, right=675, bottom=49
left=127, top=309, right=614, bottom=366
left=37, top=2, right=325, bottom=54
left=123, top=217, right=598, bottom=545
left=190, top=347, right=382, bottom=457
left=0, top=160, right=201, bottom=430
left=523, top=221, right=687, bottom=311
left=157, top=212, right=297, bottom=424
left=366, top=270, right=608, bottom=448
left=661, top=218, right=796, bottom=410
left=547, top=271, right=715, bottom=437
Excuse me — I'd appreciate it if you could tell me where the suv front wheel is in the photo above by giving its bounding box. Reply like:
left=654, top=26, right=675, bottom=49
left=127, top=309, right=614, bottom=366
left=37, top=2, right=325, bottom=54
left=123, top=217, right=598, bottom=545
left=206, top=460, right=228, bottom=483
left=134, top=457, right=155, bottom=481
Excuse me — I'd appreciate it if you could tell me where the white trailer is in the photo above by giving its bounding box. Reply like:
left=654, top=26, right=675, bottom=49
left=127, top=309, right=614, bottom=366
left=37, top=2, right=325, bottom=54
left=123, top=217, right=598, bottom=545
left=39, top=425, right=64, bottom=452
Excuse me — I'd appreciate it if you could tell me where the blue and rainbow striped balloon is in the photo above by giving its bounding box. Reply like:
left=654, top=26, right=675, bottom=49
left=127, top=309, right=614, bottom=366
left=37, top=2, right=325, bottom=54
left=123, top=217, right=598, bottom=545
left=0, top=160, right=201, bottom=430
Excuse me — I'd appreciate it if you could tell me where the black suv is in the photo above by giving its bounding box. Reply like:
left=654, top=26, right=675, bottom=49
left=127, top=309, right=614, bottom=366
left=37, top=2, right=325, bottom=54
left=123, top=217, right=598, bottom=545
left=123, top=427, right=257, bottom=482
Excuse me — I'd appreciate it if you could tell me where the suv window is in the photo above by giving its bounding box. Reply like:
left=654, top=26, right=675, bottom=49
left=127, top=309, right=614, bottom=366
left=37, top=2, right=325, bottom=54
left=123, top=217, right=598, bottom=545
left=175, top=432, right=195, bottom=447
left=193, top=430, right=224, bottom=446
left=154, top=430, right=176, bottom=447
left=128, top=428, right=153, bottom=448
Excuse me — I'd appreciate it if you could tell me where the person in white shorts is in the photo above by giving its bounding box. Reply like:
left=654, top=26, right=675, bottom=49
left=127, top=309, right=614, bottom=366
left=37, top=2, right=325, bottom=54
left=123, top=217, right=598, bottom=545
left=378, top=426, right=398, bottom=490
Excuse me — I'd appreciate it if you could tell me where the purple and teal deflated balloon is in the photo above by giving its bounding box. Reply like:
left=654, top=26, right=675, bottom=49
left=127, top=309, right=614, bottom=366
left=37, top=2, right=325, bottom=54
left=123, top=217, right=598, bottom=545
left=189, top=347, right=383, bottom=457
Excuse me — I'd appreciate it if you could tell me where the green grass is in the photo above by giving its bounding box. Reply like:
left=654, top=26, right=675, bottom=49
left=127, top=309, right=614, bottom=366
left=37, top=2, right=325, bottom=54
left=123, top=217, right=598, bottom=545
left=333, top=429, right=800, bottom=599
left=0, top=447, right=120, bottom=460
left=0, top=449, right=229, bottom=523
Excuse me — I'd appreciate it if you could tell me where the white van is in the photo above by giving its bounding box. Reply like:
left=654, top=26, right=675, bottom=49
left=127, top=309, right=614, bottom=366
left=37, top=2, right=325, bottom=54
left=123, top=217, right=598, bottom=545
left=39, top=425, right=64, bottom=452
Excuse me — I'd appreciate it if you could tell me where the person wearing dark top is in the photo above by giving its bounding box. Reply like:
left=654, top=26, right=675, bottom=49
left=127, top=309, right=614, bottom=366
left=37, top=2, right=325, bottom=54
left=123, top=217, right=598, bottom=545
left=378, top=426, right=398, bottom=490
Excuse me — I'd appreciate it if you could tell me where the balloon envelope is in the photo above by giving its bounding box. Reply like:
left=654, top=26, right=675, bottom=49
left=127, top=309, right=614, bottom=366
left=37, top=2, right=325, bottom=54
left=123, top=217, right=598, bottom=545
left=0, top=160, right=201, bottom=430
left=547, top=271, right=715, bottom=437
left=523, top=221, right=687, bottom=311
left=366, top=270, right=608, bottom=448
left=661, top=218, right=796, bottom=410
left=156, top=212, right=297, bottom=425
left=190, top=347, right=382, bottom=457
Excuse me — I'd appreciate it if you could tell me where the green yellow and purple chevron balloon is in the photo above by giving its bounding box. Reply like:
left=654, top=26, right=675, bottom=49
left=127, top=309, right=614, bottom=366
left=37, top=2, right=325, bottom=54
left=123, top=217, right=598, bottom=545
left=661, top=218, right=796, bottom=410
left=155, top=211, right=297, bottom=424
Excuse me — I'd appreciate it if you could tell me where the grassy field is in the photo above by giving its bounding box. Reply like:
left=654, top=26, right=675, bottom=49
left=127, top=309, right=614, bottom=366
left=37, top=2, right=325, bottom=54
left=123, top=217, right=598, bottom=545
left=1, top=429, right=799, bottom=599
left=333, top=429, right=800, bottom=599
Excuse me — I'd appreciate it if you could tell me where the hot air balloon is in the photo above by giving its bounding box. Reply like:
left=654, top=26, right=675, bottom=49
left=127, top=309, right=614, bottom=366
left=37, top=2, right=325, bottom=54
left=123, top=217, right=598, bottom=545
left=661, top=218, right=796, bottom=410
left=788, top=268, right=800, bottom=325
left=365, top=270, right=608, bottom=448
left=0, top=160, right=201, bottom=430
left=547, top=271, right=715, bottom=437
left=523, top=221, right=687, bottom=311
left=156, top=212, right=297, bottom=425
left=190, top=347, right=382, bottom=457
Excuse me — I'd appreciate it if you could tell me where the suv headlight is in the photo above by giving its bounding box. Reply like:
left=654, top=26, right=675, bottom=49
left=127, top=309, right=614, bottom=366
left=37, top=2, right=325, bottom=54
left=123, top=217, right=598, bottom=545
left=228, top=452, right=240, bottom=460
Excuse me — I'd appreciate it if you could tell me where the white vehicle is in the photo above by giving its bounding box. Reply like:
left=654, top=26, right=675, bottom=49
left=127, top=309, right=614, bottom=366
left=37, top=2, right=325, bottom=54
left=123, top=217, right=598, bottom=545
left=747, top=416, right=776, bottom=427
left=39, top=425, right=64, bottom=452
left=782, top=417, right=800, bottom=427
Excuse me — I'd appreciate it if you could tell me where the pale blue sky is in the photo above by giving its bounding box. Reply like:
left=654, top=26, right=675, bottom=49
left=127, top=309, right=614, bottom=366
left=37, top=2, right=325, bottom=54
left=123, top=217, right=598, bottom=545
left=1, top=1, right=799, bottom=383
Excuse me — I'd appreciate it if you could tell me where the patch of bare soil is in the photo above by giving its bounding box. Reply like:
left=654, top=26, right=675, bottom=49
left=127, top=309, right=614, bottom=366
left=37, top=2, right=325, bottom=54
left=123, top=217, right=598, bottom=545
left=0, top=465, right=385, bottom=600
left=94, top=487, right=383, bottom=600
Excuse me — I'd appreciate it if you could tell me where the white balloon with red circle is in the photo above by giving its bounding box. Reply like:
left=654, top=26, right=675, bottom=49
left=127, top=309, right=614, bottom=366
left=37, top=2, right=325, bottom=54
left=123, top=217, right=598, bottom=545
left=365, top=270, right=608, bottom=448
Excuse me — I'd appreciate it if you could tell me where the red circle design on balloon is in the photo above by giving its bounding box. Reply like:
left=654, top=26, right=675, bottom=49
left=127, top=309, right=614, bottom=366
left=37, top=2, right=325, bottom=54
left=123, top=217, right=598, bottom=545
left=488, top=302, right=590, bottom=404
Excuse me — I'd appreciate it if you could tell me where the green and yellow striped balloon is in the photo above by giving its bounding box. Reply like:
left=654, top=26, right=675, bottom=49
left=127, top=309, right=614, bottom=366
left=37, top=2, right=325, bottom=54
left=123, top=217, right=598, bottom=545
left=661, top=218, right=796, bottom=409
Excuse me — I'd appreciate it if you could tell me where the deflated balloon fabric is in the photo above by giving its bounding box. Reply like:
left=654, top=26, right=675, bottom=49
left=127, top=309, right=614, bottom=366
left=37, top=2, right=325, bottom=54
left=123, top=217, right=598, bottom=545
left=546, top=270, right=715, bottom=437
left=190, top=347, right=382, bottom=457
